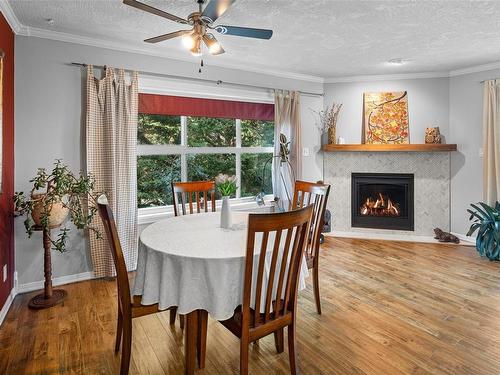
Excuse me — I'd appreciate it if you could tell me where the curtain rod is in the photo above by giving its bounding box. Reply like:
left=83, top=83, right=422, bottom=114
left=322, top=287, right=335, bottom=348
left=70, top=62, right=324, bottom=98
left=480, top=78, right=500, bottom=83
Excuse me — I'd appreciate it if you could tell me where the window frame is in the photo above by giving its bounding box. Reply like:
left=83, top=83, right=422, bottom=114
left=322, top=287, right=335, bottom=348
left=138, top=115, right=274, bottom=221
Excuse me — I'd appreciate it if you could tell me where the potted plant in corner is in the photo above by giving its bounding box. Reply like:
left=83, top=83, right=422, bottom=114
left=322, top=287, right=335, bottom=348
left=14, top=159, right=101, bottom=309
left=467, top=201, right=500, bottom=260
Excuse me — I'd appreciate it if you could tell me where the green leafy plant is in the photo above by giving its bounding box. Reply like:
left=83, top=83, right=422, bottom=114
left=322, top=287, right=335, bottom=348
left=215, top=173, right=237, bottom=197
left=467, top=201, right=500, bottom=260
left=13, top=159, right=102, bottom=253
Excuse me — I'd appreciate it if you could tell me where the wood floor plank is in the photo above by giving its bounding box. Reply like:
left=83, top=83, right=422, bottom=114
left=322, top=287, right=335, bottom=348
left=2, top=238, right=500, bottom=374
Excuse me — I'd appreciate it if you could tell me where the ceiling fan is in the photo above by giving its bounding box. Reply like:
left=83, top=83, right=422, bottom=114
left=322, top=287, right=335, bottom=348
left=123, top=0, right=273, bottom=57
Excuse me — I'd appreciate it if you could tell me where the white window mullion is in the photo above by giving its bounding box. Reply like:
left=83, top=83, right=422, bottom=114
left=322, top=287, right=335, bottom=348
left=181, top=116, right=188, bottom=181
left=235, top=119, right=242, bottom=198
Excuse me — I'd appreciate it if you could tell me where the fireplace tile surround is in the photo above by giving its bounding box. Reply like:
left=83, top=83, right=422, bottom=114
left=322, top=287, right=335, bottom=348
left=324, top=151, right=451, bottom=237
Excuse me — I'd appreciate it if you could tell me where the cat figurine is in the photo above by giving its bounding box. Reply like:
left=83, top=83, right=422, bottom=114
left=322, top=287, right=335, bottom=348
left=425, top=127, right=442, bottom=144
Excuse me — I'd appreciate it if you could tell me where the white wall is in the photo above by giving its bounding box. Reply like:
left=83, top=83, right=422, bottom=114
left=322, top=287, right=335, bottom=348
left=449, top=68, right=500, bottom=235
left=323, top=78, right=450, bottom=144
left=14, top=36, right=323, bottom=285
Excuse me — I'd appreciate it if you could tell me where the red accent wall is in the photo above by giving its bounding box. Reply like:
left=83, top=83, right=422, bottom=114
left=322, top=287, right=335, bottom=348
left=139, top=93, right=274, bottom=121
left=0, top=12, right=15, bottom=310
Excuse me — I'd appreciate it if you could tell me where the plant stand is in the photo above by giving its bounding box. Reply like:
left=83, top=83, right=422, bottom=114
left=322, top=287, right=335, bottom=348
left=28, top=226, right=67, bottom=309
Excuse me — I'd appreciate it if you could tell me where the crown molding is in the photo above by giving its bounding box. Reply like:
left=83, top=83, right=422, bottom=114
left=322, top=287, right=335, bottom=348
left=15, top=25, right=324, bottom=84
left=324, top=71, right=449, bottom=83
left=0, top=0, right=21, bottom=33
left=449, top=61, right=500, bottom=77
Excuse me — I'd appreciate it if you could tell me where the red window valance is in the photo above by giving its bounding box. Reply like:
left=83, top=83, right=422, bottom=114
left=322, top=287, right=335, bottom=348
left=139, top=93, right=274, bottom=121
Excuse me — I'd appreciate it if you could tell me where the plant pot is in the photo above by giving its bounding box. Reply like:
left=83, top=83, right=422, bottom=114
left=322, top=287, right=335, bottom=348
left=220, top=196, right=232, bottom=229
left=31, top=193, right=69, bottom=228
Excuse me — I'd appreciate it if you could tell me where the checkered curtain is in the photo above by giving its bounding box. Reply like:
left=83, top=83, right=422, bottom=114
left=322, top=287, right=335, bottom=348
left=86, top=65, right=138, bottom=277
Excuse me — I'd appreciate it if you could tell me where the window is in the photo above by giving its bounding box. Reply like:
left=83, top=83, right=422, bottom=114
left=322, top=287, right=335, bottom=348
left=137, top=114, right=274, bottom=208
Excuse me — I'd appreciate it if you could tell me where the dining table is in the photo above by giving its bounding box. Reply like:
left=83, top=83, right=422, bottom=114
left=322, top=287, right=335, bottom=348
left=133, top=210, right=309, bottom=374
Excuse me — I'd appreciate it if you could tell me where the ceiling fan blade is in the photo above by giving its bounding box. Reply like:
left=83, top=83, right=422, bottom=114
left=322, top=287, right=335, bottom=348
left=201, top=0, right=236, bottom=23
left=123, top=0, right=188, bottom=24
left=144, top=30, right=191, bottom=43
left=202, top=34, right=225, bottom=55
left=215, top=25, right=273, bottom=39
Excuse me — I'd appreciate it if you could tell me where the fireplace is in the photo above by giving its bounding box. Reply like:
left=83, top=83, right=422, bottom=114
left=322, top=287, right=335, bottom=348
left=351, top=173, right=414, bottom=231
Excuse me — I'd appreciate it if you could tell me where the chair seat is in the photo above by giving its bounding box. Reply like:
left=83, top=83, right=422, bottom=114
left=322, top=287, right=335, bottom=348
left=220, top=304, right=293, bottom=342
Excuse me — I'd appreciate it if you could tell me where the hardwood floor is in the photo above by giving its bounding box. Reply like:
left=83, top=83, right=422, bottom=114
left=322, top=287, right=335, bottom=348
left=1, top=237, right=500, bottom=374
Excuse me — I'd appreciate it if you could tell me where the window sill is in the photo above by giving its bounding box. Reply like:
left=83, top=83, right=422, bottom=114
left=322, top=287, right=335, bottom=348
left=138, top=195, right=275, bottom=225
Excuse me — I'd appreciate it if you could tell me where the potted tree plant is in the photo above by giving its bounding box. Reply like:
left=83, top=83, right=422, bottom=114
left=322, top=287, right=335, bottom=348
left=467, top=201, right=500, bottom=261
left=14, top=159, right=101, bottom=308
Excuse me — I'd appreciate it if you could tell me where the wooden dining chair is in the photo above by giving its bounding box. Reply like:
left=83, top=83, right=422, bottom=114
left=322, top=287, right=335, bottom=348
left=170, top=180, right=216, bottom=328
left=97, top=195, right=173, bottom=375
left=171, top=180, right=216, bottom=216
left=291, top=180, right=331, bottom=314
left=218, top=205, right=314, bottom=375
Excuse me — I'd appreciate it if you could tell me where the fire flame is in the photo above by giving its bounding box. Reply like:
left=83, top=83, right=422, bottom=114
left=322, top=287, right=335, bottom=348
left=360, top=193, right=400, bottom=217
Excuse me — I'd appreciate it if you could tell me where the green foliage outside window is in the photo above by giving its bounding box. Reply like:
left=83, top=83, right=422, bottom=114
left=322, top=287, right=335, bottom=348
left=241, top=120, right=274, bottom=147
left=138, top=114, right=181, bottom=145
left=137, top=155, right=181, bottom=208
left=241, top=153, right=273, bottom=197
left=137, top=114, right=274, bottom=207
left=188, top=117, right=236, bottom=147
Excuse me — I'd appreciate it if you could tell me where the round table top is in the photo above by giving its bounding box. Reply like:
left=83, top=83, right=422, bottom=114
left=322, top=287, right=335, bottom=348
left=139, top=211, right=251, bottom=259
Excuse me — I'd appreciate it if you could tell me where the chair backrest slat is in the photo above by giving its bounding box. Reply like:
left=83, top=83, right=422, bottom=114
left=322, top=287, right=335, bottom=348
left=291, top=180, right=331, bottom=261
left=243, top=205, right=313, bottom=331
left=264, top=229, right=282, bottom=323
left=172, top=181, right=216, bottom=216
left=97, top=195, right=132, bottom=317
left=253, top=231, right=269, bottom=326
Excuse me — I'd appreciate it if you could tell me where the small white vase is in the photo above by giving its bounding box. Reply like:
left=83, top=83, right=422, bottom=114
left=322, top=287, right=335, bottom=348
left=220, top=196, right=232, bottom=229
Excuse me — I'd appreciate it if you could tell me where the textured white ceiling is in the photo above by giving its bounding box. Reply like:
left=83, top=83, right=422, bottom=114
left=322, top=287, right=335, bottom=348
left=8, top=0, right=500, bottom=78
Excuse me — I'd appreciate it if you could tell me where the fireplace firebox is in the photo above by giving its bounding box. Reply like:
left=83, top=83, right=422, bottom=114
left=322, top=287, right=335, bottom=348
left=351, top=173, right=414, bottom=231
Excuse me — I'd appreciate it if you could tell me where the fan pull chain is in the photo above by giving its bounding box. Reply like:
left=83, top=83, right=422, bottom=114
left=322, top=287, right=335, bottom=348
left=199, top=59, right=204, bottom=73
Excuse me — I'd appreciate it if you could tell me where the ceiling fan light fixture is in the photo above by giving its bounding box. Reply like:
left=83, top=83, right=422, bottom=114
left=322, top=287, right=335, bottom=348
left=203, top=34, right=223, bottom=55
left=190, top=36, right=202, bottom=57
left=182, top=32, right=196, bottom=49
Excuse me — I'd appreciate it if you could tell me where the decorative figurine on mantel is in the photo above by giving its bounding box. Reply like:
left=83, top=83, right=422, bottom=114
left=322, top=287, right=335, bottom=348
left=13, top=159, right=101, bottom=309
left=312, top=102, right=343, bottom=144
left=425, top=127, right=442, bottom=144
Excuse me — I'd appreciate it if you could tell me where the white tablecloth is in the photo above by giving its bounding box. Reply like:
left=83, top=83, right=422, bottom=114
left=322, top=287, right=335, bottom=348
left=133, top=211, right=309, bottom=320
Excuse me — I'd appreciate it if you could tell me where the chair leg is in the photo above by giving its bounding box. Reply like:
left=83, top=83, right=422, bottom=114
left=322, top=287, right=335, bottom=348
left=115, top=310, right=123, bottom=353
left=169, top=307, right=177, bottom=325
left=179, top=314, right=185, bottom=330
left=313, top=263, right=322, bottom=315
left=274, top=328, right=284, bottom=353
left=120, top=318, right=132, bottom=375
left=240, top=338, right=249, bottom=375
left=288, top=323, right=298, bottom=375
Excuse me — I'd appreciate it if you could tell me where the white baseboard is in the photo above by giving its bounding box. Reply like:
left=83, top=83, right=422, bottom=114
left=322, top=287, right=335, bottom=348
left=326, top=230, right=476, bottom=246
left=0, top=288, right=16, bottom=327
left=16, top=271, right=95, bottom=294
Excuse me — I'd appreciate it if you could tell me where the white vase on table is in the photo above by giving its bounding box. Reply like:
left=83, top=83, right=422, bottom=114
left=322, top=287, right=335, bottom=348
left=220, top=196, right=232, bottom=229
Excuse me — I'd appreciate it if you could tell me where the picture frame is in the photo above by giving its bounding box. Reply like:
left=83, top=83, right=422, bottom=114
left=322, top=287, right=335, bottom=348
left=362, top=91, right=409, bottom=144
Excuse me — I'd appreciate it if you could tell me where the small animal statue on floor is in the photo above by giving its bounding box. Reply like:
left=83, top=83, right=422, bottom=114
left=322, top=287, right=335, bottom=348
left=434, top=228, right=460, bottom=244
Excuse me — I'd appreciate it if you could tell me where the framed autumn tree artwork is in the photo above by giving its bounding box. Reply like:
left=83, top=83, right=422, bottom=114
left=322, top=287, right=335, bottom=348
left=362, top=91, right=409, bottom=144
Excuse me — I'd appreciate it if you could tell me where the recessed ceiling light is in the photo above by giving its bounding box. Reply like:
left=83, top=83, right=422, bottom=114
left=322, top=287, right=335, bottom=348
left=388, top=58, right=406, bottom=66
